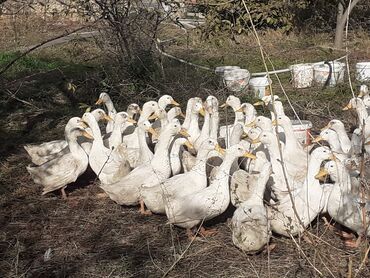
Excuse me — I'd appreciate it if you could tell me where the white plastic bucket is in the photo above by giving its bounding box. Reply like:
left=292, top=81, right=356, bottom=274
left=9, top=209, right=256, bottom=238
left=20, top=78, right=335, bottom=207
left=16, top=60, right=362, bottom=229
left=356, top=62, right=370, bottom=82
left=223, top=68, right=250, bottom=92
left=291, top=120, right=313, bottom=145
left=290, top=63, right=313, bottom=88
left=249, top=76, right=271, bottom=98
left=313, top=61, right=345, bottom=87
left=215, top=66, right=240, bottom=76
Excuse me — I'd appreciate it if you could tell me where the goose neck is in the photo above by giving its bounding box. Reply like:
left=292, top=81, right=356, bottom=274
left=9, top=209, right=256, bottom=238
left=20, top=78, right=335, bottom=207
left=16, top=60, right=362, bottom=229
left=355, top=103, right=368, bottom=126
left=152, top=131, right=174, bottom=161
left=138, top=127, right=152, bottom=154
left=200, top=112, right=210, bottom=137
left=334, top=127, right=352, bottom=153
left=87, top=117, right=104, bottom=145
left=66, top=132, right=85, bottom=156
left=105, top=100, right=117, bottom=115
left=191, top=148, right=211, bottom=173
left=210, top=112, right=219, bottom=140
left=280, top=121, right=297, bottom=147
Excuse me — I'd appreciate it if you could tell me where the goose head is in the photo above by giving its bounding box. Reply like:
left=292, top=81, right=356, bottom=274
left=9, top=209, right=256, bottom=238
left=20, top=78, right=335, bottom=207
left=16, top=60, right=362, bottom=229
left=315, top=160, right=341, bottom=182
left=225, top=143, right=256, bottom=160
left=158, top=95, right=180, bottom=110
left=162, top=119, right=188, bottom=137
left=253, top=95, right=280, bottom=106
left=342, top=97, right=364, bottom=111
left=237, top=102, right=256, bottom=116
left=66, top=117, right=89, bottom=131
left=323, top=119, right=345, bottom=132
left=141, top=101, right=160, bottom=120
left=358, top=84, right=369, bottom=98
left=272, top=115, right=291, bottom=127
left=149, top=108, right=167, bottom=121
left=70, top=126, right=94, bottom=140
left=310, top=146, right=336, bottom=161
left=220, top=95, right=241, bottom=111
left=138, top=120, right=157, bottom=137
left=199, top=138, right=222, bottom=153
left=247, top=128, right=262, bottom=141
left=90, top=108, right=112, bottom=122
left=127, top=103, right=141, bottom=118
left=95, top=92, right=112, bottom=105
left=252, top=130, right=276, bottom=146
left=115, top=112, right=136, bottom=126
left=192, top=102, right=205, bottom=116
left=205, top=95, right=219, bottom=114
left=313, top=128, right=339, bottom=144
left=254, top=116, right=273, bottom=131
left=82, top=112, right=98, bottom=128
left=167, top=107, right=185, bottom=120
left=172, top=137, right=194, bottom=151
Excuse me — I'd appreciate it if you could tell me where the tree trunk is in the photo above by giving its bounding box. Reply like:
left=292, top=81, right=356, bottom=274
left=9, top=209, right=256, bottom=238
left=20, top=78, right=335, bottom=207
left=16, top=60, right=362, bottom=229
left=334, top=0, right=362, bottom=49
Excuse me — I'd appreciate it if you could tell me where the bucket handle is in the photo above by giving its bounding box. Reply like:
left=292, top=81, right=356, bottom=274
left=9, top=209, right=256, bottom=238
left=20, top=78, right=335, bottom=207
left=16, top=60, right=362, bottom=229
left=323, top=61, right=332, bottom=89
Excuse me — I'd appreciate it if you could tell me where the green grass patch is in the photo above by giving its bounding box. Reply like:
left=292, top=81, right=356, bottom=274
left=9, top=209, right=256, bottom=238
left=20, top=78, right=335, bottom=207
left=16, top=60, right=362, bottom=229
left=0, top=51, right=91, bottom=79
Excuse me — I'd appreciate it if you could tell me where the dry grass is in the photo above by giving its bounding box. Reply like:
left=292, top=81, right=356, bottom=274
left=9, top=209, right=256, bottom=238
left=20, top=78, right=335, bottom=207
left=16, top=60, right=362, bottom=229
left=1, top=152, right=370, bottom=277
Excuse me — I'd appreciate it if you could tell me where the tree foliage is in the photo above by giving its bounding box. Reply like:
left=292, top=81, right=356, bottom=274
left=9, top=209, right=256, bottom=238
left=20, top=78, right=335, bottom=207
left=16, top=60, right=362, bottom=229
left=197, top=0, right=309, bottom=38
left=197, top=0, right=370, bottom=39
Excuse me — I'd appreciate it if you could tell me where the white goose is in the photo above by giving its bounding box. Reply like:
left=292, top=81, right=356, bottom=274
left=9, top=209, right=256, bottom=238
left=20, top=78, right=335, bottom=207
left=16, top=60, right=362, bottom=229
left=254, top=95, right=284, bottom=121
left=100, top=119, right=186, bottom=213
left=316, top=160, right=370, bottom=247
left=208, top=95, right=220, bottom=141
left=313, top=128, right=347, bottom=161
left=219, top=95, right=243, bottom=147
left=169, top=137, right=194, bottom=176
left=231, top=161, right=272, bottom=252
left=230, top=151, right=269, bottom=207
left=187, top=101, right=205, bottom=144
left=158, top=94, right=180, bottom=110
left=193, top=100, right=211, bottom=151
left=126, top=103, right=141, bottom=121
left=165, top=144, right=256, bottom=238
left=238, top=102, right=257, bottom=129
left=83, top=112, right=131, bottom=185
left=95, top=92, right=117, bottom=133
left=167, top=106, right=185, bottom=121
left=106, top=112, right=136, bottom=150
left=268, top=146, right=335, bottom=236
left=343, top=97, right=370, bottom=154
left=24, top=109, right=110, bottom=164
left=122, top=101, right=160, bottom=168
left=273, top=115, right=308, bottom=183
left=26, top=117, right=91, bottom=198
left=183, top=97, right=202, bottom=130
left=134, top=121, right=157, bottom=167
left=323, top=119, right=352, bottom=154
left=142, top=139, right=221, bottom=214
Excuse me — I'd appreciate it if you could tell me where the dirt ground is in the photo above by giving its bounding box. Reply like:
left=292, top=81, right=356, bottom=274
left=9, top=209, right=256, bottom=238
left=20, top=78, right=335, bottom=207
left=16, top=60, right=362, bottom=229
left=1, top=14, right=370, bottom=278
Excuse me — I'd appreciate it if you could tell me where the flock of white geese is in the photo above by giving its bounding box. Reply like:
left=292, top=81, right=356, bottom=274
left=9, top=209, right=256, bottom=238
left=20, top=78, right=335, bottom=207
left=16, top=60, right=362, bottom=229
left=24, top=85, right=370, bottom=253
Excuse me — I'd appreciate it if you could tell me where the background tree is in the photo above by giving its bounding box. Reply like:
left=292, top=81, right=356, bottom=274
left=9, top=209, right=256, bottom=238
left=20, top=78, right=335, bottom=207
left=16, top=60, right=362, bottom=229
left=334, top=0, right=362, bottom=49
